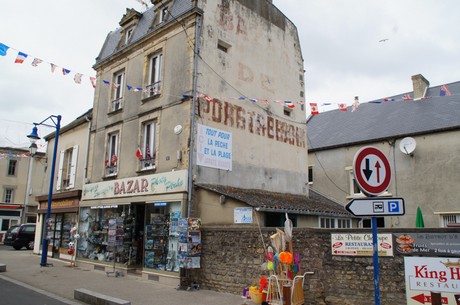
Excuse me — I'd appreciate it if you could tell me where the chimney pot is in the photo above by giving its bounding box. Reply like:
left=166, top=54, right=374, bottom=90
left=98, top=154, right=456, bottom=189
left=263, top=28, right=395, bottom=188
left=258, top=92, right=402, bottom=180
left=411, top=74, right=430, bottom=100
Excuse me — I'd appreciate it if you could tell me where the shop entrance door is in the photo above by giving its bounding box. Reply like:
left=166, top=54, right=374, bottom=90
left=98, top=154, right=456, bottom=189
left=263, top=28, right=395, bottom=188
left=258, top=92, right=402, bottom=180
left=133, top=204, right=145, bottom=268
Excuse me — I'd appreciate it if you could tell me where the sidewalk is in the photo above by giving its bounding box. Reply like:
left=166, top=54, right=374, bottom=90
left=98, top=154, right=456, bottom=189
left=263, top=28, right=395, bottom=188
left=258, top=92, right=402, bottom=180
left=0, top=248, right=246, bottom=305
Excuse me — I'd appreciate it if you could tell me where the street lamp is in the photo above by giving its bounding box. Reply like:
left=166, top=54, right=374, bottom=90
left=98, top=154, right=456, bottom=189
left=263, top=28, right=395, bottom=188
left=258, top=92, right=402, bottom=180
left=27, top=115, right=61, bottom=267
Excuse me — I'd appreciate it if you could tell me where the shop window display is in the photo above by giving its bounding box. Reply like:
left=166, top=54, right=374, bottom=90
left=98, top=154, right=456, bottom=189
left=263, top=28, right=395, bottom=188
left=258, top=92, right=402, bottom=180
left=144, top=202, right=181, bottom=272
left=77, top=205, right=136, bottom=265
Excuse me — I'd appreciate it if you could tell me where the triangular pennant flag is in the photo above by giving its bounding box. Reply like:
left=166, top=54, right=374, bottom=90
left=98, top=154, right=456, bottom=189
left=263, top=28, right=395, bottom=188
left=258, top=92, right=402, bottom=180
left=0, top=43, right=10, bottom=56
left=309, top=103, right=319, bottom=115
left=50, top=63, right=57, bottom=73
left=352, top=96, right=359, bottom=112
left=103, top=80, right=110, bottom=85
left=31, top=58, right=43, bottom=67
left=284, top=101, right=295, bottom=109
left=127, top=85, right=132, bottom=91
left=440, top=84, right=451, bottom=96
left=62, top=68, right=71, bottom=75
left=338, top=103, right=347, bottom=112
left=383, top=98, right=394, bottom=102
left=403, top=94, right=412, bottom=101
left=74, top=73, right=83, bottom=84
left=14, top=51, right=28, bottom=64
left=134, top=87, right=143, bottom=92
left=89, top=76, right=96, bottom=88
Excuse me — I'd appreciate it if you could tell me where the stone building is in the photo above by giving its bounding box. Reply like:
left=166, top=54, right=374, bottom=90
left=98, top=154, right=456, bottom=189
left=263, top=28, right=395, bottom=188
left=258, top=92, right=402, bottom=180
left=78, top=0, right=350, bottom=286
left=0, top=146, right=45, bottom=241
left=307, top=75, right=460, bottom=228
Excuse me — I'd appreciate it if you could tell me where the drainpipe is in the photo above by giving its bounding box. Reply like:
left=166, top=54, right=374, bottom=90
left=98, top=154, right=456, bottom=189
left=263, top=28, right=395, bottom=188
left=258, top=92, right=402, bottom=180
left=83, top=114, right=92, bottom=184
left=187, top=14, right=202, bottom=218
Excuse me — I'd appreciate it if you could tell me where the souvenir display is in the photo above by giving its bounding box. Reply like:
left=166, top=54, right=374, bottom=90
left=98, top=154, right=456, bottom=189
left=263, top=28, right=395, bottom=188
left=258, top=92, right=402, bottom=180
left=177, top=218, right=201, bottom=269
left=77, top=206, right=137, bottom=265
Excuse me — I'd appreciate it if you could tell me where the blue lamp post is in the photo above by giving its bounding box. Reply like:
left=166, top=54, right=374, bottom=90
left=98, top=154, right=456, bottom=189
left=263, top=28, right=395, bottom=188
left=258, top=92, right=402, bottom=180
left=27, top=115, right=61, bottom=267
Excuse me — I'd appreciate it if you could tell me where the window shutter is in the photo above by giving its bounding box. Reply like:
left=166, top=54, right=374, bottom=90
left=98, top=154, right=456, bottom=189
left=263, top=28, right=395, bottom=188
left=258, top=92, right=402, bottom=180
left=56, top=150, right=65, bottom=191
left=68, top=145, right=79, bottom=188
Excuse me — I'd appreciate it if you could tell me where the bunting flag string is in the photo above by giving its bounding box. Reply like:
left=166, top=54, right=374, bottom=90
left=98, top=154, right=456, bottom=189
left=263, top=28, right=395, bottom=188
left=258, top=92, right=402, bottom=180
left=308, top=83, right=455, bottom=116
left=0, top=41, right=96, bottom=89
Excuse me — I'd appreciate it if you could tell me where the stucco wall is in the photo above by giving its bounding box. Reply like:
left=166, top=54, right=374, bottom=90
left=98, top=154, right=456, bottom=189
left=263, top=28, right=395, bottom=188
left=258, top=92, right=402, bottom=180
left=195, top=0, right=308, bottom=194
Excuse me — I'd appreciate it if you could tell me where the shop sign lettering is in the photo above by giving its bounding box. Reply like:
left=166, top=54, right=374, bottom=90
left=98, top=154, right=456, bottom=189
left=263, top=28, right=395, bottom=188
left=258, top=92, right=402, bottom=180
left=82, top=170, right=188, bottom=200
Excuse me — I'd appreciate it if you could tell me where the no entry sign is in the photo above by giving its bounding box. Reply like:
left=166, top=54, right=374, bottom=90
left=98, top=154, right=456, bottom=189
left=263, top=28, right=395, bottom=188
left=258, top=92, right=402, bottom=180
left=353, top=146, right=392, bottom=196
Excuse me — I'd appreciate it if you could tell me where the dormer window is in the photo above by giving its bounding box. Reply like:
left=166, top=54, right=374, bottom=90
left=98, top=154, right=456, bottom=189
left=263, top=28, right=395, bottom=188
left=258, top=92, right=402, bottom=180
left=118, top=9, right=141, bottom=48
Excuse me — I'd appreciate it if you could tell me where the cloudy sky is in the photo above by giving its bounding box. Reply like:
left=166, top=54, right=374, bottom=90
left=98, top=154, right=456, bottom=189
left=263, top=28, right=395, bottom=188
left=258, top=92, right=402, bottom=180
left=1, top=0, right=459, bottom=149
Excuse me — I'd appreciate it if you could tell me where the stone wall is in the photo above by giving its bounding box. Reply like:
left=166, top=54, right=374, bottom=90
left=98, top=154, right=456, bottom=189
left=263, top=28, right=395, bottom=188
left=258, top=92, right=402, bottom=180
left=191, top=226, right=460, bottom=305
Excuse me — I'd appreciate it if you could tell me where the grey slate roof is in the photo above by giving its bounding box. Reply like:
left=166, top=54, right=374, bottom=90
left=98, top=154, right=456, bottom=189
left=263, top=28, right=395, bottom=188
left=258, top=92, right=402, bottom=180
left=307, top=81, right=460, bottom=151
left=95, top=0, right=193, bottom=66
left=196, top=183, right=352, bottom=217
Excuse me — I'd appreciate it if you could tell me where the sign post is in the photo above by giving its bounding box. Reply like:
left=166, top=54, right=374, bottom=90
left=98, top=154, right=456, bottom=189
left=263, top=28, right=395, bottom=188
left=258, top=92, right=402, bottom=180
left=350, top=146, right=395, bottom=305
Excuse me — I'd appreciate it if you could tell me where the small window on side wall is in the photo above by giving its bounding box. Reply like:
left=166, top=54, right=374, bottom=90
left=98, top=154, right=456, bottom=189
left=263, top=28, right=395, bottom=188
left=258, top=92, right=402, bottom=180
left=217, top=40, right=231, bottom=53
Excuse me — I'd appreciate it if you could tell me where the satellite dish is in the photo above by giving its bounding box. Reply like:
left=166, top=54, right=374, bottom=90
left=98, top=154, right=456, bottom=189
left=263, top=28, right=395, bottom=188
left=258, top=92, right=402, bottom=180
left=399, top=137, right=416, bottom=155
left=174, top=125, right=183, bottom=135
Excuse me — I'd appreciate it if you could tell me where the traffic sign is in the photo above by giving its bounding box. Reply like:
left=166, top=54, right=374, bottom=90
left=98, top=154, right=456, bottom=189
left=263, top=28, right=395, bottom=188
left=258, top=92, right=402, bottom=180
left=345, top=198, right=405, bottom=216
left=353, top=146, right=392, bottom=196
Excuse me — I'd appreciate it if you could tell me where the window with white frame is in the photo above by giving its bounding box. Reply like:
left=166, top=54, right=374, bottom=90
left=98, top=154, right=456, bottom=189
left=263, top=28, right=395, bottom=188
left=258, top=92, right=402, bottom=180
left=140, top=121, right=156, bottom=169
left=125, top=27, right=134, bottom=44
left=159, top=6, right=168, bottom=23
left=320, top=217, right=352, bottom=229
left=106, top=132, right=119, bottom=176
left=56, top=146, right=78, bottom=190
left=308, top=166, right=313, bottom=184
left=146, top=53, right=162, bottom=97
left=441, top=214, right=460, bottom=227
left=7, top=159, right=17, bottom=176
left=349, top=171, right=364, bottom=196
left=112, top=71, right=124, bottom=111
left=4, top=188, right=14, bottom=203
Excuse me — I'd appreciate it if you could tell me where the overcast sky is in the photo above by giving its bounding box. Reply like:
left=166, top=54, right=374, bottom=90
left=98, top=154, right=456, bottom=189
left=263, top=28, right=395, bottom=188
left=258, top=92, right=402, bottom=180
left=1, top=0, right=459, bottom=149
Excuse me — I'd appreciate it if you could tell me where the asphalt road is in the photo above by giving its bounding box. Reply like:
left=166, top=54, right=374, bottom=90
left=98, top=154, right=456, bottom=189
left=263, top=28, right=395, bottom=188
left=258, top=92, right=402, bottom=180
left=0, top=277, right=69, bottom=305
left=0, top=244, right=72, bottom=305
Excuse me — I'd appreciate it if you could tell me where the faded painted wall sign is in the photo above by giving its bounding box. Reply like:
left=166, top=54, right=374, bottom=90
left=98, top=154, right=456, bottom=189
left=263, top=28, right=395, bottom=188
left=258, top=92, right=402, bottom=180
left=81, top=170, right=187, bottom=200
left=197, top=123, right=232, bottom=171
left=199, top=98, right=305, bottom=148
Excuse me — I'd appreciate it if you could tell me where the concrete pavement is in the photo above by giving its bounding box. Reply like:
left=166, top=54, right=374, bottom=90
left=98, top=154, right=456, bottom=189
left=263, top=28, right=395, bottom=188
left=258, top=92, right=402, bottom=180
left=0, top=247, right=247, bottom=305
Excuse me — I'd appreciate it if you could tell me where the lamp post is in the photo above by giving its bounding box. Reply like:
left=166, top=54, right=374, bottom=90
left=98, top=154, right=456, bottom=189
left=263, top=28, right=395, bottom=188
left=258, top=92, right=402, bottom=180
left=21, top=142, right=37, bottom=225
left=27, top=115, right=61, bottom=267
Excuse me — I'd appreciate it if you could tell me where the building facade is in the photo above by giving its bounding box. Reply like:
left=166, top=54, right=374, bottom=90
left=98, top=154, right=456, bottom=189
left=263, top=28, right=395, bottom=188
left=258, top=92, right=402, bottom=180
left=307, top=75, right=460, bottom=228
left=0, top=147, right=45, bottom=241
left=79, top=0, right=314, bottom=284
left=34, top=110, right=92, bottom=258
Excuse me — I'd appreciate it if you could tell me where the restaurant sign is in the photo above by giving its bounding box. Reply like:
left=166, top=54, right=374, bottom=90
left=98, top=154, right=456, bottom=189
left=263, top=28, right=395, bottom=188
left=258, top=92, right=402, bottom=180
left=405, top=256, right=460, bottom=305
left=82, top=170, right=188, bottom=200
left=331, top=233, right=393, bottom=256
left=393, top=233, right=460, bottom=257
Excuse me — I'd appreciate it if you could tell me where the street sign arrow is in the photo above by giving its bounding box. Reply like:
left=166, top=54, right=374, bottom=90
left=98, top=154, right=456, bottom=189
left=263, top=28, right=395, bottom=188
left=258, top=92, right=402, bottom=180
left=345, top=198, right=405, bottom=217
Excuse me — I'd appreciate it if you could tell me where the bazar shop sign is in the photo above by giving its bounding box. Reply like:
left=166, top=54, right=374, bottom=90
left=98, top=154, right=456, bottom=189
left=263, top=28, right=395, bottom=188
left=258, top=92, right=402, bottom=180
left=82, top=170, right=187, bottom=200
left=331, top=233, right=393, bottom=256
left=394, top=232, right=460, bottom=257
left=405, top=256, right=460, bottom=304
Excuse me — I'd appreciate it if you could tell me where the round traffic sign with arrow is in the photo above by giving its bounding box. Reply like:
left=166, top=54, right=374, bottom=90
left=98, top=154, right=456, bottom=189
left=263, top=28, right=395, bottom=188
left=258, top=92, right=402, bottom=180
left=353, top=146, right=392, bottom=196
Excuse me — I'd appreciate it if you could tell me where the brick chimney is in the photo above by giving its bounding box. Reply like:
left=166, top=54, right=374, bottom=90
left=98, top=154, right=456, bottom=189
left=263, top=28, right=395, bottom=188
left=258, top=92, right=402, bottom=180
left=411, top=74, right=430, bottom=100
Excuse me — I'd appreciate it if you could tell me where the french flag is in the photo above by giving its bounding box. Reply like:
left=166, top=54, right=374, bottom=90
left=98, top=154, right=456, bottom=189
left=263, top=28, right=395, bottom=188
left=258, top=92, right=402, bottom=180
left=284, top=101, right=295, bottom=109
left=14, top=51, right=28, bottom=64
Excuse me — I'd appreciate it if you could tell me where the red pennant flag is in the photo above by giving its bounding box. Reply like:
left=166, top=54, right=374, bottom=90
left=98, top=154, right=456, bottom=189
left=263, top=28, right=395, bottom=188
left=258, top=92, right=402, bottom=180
left=89, top=76, right=96, bottom=88
left=310, top=103, right=319, bottom=115
left=403, top=94, right=412, bottom=101
left=136, top=147, right=143, bottom=160
left=338, top=103, right=347, bottom=112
